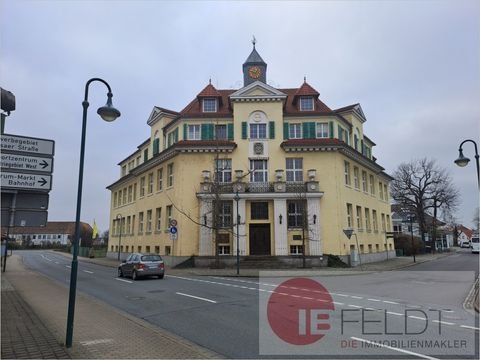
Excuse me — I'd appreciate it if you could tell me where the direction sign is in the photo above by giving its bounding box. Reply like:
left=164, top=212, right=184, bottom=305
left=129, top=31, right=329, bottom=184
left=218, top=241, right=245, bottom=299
left=1, top=134, right=55, bottom=156
left=1, top=172, right=52, bottom=191
left=1, top=209, right=48, bottom=227
left=1, top=153, right=53, bottom=173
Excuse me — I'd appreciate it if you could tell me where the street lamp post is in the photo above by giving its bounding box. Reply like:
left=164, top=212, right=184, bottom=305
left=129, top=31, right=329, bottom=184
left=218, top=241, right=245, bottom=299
left=454, top=139, right=480, bottom=191
left=65, top=78, right=120, bottom=348
left=116, top=214, right=123, bottom=261
left=234, top=191, right=240, bottom=276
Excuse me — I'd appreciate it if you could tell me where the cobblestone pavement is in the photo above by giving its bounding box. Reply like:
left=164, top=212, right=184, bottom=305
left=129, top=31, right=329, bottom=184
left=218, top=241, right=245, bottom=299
left=1, top=276, right=71, bottom=359
left=1, top=255, right=219, bottom=359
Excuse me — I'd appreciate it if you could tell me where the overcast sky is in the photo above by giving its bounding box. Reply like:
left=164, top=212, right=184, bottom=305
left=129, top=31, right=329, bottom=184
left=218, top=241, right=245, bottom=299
left=1, top=0, right=479, bottom=233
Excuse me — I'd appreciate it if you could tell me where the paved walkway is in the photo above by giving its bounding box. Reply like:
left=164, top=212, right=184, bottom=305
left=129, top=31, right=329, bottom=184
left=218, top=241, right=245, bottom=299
left=1, top=255, right=219, bottom=359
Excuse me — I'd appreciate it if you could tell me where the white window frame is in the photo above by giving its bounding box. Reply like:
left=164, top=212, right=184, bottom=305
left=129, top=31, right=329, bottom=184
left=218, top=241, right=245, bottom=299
left=250, top=160, right=268, bottom=183
left=203, top=98, right=217, bottom=112
left=286, top=158, right=303, bottom=182
left=316, top=122, right=329, bottom=138
left=344, top=161, right=351, bottom=186
left=215, top=159, right=232, bottom=183
left=353, top=167, right=360, bottom=189
left=215, top=124, right=227, bottom=140
left=289, top=123, right=302, bottom=139
left=188, top=124, right=201, bottom=140
left=299, top=96, right=314, bottom=111
left=250, top=123, right=267, bottom=139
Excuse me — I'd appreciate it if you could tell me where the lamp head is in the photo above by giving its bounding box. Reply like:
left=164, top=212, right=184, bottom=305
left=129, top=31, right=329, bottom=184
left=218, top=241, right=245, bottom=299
left=454, top=148, right=470, bottom=167
left=97, top=92, right=121, bottom=122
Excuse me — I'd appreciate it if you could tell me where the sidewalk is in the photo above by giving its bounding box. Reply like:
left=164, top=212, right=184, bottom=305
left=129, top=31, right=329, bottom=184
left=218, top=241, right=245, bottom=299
left=1, top=255, right=219, bottom=359
left=65, top=250, right=456, bottom=277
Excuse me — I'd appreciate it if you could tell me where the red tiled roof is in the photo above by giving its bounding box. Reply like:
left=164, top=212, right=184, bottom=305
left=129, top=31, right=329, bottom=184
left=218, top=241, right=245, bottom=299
left=2, top=221, right=92, bottom=236
left=281, top=138, right=344, bottom=147
left=181, top=89, right=235, bottom=117
left=294, top=81, right=320, bottom=97
left=197, top=83, right=222, bottom=98
left=459, top=225, right=474, bottom=238
left=281, top=88, right=332, bottom=114
left=175, top=140, right=236, bottom=147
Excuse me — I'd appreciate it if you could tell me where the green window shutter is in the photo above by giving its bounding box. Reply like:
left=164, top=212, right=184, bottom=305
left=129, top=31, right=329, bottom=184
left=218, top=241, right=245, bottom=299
left=329, top=122, right=334, bottom=138
left=227, top=123, right=234, bottom=140
left=338, top=125, right=344, bottom=141
left=174, top=128, right=179, bottom=142
left=283, top=122, right=289, bottom=140
left=208, top=124, right=214, bottom=140
left=302, top=122, right=315, bottom=139
left=241, top=122, right=247, bottom=139
left=361, top=140, right=365, bottom=155
left=309, top=122, right=316, bottom=139
left=153, top=138, right=159, bottom=155
left=269, top=121, right=275, bottom=139
left=143, top=148, right=148, bottom=162
left=168, top=133, right=172, bottom=147
left=183, top=124, right=188, bottom=140
left=201, top=124, right=209, bottom=140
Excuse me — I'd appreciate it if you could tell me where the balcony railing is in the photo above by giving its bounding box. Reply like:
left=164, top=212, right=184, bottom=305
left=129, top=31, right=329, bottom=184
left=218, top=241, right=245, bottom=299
left=203, top=182, right=310, bottom=194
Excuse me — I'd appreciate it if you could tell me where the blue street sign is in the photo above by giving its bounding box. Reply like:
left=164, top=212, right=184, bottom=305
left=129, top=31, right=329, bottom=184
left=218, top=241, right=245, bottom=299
left=170, top=226, right=177, bottom=234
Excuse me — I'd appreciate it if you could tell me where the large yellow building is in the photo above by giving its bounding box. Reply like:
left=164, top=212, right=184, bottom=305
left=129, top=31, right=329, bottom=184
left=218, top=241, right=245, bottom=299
left=107, top=45, right=394, bottom=266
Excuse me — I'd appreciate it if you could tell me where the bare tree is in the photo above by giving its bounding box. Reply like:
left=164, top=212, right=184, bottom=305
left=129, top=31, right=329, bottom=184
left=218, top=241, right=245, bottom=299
left=391, top=158, right=460, bottom=245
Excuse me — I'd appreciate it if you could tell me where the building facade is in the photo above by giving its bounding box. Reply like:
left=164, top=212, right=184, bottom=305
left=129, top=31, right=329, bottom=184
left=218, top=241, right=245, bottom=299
left=107, top=45, right=394, bottom=265
left=3, top=221, right=92, bottom=246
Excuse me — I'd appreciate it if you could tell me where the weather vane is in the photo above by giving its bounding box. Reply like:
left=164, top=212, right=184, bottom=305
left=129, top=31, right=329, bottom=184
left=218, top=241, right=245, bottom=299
left=252, top=35, right=256, bottom=48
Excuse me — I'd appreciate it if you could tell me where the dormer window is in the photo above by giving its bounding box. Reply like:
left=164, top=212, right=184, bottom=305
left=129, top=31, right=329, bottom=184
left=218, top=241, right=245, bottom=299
left=299, top=96, right=314, bottom=111
left=203, top=98, right=217, bottom=112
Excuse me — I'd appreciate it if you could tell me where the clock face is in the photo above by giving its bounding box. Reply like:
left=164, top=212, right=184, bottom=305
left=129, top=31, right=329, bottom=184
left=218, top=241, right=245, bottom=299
left=248, top=66, right=262, bottom=79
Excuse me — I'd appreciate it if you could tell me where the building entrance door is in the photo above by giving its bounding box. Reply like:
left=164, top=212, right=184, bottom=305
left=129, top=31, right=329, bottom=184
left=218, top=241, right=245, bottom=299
left=249, top=224, right=271, bottom=255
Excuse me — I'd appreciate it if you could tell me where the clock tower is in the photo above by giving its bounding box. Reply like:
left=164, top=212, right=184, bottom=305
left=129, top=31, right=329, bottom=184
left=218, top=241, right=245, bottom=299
left=243, top=38, right=267, bottom=86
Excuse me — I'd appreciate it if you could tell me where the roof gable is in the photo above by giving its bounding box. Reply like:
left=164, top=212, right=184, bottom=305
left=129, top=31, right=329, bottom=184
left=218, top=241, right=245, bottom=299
left=147, top=106, right=179, bottom=127
left=230, top=81, right=287, bottom=101
left=335, top=103, right=367, bottom=123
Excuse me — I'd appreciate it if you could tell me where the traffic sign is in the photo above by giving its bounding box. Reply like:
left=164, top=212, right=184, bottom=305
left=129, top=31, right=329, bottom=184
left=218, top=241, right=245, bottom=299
left=1, top=192, right=49, bottom=211
left=1, top=153, right=53, bottom=173
left=1, top=134, right=54, bottom=156
left=170, top=219, right=178, bottom=227
left=1, top=209, right=48, bottom=227
left=169, top=226, right=177, bottom=234
left=1, top=172, right=52, bottom=191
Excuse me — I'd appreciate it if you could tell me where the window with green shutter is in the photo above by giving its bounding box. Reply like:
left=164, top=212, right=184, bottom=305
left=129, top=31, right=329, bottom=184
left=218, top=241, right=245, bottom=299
left=338, top=125, right=343, bottom=141
left=329, top=122, right=334, bottom=139
left=302, top=122, right=315, bottom=139
left=153, top=138, right=159, bottom=155
left=174, top=128, right=179, bottom=143
left=227, top=123, right=234, bottom=140
left=201, top=124, right=214, bottom=140
left=269, top=121, right=275, bottom=139
left=143, top=148, right=148, bottom=162
left=241, top=122, right=247, bottom=139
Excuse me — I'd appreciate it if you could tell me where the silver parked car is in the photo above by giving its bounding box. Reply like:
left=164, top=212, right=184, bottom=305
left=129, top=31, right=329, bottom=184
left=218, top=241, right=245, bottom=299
left=118, top=253, right=165, bottom=280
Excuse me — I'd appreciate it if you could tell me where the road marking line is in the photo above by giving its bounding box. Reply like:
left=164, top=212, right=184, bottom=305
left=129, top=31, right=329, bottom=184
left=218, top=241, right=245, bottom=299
left=351, top=336, right=439, bottom=360
left=336, top=294, right=349, bottom=297
left=115, top=278, right=132, bottom=284
left=409, top=316, right=427, bottom=321
left=65, top=265, right=71, bottom=269
left=176, top=292, right=217, bottom=304
left=83, top=270, right=94, bottom=274
left=348, top=304, right=362, bottom=308
left=80, top=338, right=114, bottom=346
left=367, top=298, right=381, bottom=302
left=351, top=296, right=363, bottom=299
left=387, top=311, right=403, bottom=316
left=460, top=325, right=480, bottom=330
left=333, top=301, right=344, bottom=306
left=383, top=300, right=399, bottom=304
left=432, top=320, right=456, bottom=326
left=55, top=262, right=60, bottom=264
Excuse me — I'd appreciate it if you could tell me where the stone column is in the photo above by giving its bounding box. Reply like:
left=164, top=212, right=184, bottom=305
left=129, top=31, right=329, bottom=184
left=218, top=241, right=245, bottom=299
left=273, top=199, right=288, bottom=255
left=199, top=199, right=213, bottom=256
left=307, top=198, right=322, bottom=256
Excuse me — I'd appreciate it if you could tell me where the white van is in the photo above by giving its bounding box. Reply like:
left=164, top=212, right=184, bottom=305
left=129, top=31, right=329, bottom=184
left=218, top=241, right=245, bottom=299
left=472, top=236, right=479, bottom=254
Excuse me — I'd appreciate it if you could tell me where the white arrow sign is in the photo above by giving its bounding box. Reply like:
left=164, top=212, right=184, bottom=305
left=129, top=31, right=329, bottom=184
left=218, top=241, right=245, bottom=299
left=1, top=134, right=55, bottom=156
left=1, top=154, right=53, bottom=173
left=1, top=172, right=52, bottom=191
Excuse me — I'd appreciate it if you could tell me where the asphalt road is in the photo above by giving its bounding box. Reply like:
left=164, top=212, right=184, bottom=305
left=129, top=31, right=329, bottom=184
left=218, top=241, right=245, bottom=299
left=17, top=249, right=479, bottom=359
